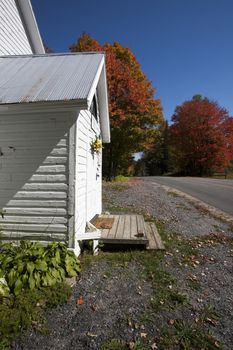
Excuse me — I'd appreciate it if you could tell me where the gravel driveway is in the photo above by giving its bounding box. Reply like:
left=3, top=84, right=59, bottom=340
left=14, top=178, right=233, bottom=350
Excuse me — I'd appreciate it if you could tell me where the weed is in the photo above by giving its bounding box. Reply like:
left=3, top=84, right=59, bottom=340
left=109, top=184, right=128, bottom=192
left=151, top=288, right=188, bottom=311
left=101, top=339, right=126, bottom=350
left=198, top=304, right=219, bottom=325
left=158, top=320, right=222, bottom=350
left=176, top=204, right=191, bottom=211
left=167, top=191, right=180, bottom=197
left=101, top=339, right=150, bottom=350
left=187, top=276, right=201, bottom=291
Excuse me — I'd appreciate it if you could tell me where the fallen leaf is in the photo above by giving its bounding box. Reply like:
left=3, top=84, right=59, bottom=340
left=90, top=304, right=97, bottom=311
left=134, top=232, right=144, bottom=237
left=127, top=341, right=135, bottom=349
left=140, top=332, right=147, bottom=338
left=87, top=331, right=98, bottom=337
left=206, top=317, right=218, bottom=326
left=188, top=274, right=197, bottom=281
left=151, top=343, right=158, bottom=350
left=127, top=319, right=133, bottom=327
left=76, top=296, right=84, bottom=305
left=168, top=319, right=175, bottom=325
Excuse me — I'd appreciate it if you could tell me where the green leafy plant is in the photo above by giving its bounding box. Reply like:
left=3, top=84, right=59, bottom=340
left=0, top=241, right=81, bottom=296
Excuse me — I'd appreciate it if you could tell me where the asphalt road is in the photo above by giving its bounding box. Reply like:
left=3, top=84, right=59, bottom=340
left=142, top=176, right=233, bottom=216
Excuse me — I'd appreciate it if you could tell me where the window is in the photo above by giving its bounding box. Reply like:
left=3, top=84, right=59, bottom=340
left=90, top=95, right=98, bottom=121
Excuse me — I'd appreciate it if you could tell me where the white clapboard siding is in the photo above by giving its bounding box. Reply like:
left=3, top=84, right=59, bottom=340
left=0, top=216, right=67, bottom=224
left=0, top=0, right=33, bottom=55
left=75, top=109, right=102, bottom=237
left=7, top=200, right=67, bottom=207
left=3, top=208, right=67, bottom=215
left=0, top=112, right=74, bottom=242
left=0, top=232, right=67, bottom=241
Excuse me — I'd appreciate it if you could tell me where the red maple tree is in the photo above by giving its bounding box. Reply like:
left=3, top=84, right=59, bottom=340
left=170, top=95, right=233, bottom=176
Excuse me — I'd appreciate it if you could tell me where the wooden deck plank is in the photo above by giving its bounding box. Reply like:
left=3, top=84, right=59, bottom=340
left=145, top=222, right=158, bottom=250
left=116, top=215, right=125, bottom=240
left=101, top=228, right=110, bottom=239
left=136, top=215, right=146, bottom=237
left=123, top=215, right=131, bottom=240
left=108, top=215, right=119, bottom=239
left=152, top=223, right=165, bottom=250
left=146, top=222, right=165, bottom=250
left=130, top=215, right=138, bottom=239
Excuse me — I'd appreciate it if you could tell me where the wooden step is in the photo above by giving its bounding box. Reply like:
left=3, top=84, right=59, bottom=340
left=145, top=222, right=165, bottom=250
left=100, top=214, right=148, bottom=245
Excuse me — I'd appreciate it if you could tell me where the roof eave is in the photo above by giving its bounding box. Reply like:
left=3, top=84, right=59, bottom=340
left=87, top=56, right=110, bottom=143
left=0, top=99, right=87, bottom=114
left=15, top=0, right=45, bottom=54
left=99, top=62, right=110, bottom=143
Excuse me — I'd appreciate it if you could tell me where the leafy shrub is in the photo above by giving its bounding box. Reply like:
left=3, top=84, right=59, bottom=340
left=114, top=175, right=129, bottom=182
left=0, top=241, right=81, bottom=295
left=0, top=277, right=10, bottom=297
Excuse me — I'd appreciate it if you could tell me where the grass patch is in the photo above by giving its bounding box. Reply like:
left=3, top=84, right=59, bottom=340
left=176, top=204, right=191, bottom=211
left=103, top=204, right=132, bottom=214
left=0, top=282, right=72, bottom=349
left=187, top=275, right=201, bottom=290
left=198, top=304, right=220, bottom=325
left=195, top=232, right=233, bottom=246
left=167, top=191, right=180, bottom=198
left=145, top=219, right=201, bottom=267
left=101, top=339, right=126, bottom=350
left=101, top=339, right=150, bottom=350
left=107, top=184, right=129, bottom=192
left=158, top=320, right=222, bottom=350
left=114, top=175, right=130, bottom=183
left=83, top=248, right=185, bottom=312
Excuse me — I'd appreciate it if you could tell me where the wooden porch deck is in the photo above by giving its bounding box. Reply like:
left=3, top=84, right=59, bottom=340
left=96, top=214, right=164, bottom=250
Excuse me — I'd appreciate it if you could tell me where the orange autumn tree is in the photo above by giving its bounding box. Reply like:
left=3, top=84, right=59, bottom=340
left=70, top=33, right=163, bottom=179
left=170, top=95, right=233, bottom=176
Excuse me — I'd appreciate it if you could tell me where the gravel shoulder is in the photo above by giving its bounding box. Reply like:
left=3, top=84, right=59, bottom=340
left=14, top=178, right=233, bottom=350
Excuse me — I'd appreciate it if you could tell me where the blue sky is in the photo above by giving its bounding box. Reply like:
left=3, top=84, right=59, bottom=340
left=31, top=0, right=233, bottom=122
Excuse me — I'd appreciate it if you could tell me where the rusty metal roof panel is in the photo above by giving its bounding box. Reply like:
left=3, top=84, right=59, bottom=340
left=0, top=53, right=104, bottom=104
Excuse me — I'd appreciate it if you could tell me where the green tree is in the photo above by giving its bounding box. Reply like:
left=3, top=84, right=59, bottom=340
left=142, top=121, right=170, bottom=175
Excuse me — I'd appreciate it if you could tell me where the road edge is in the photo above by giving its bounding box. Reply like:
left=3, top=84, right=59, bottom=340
left=159, top=184, right=233, bottom=227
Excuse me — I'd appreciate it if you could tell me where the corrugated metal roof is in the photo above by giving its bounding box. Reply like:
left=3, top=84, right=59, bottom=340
left=0, top=53, right=104, bottom=104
